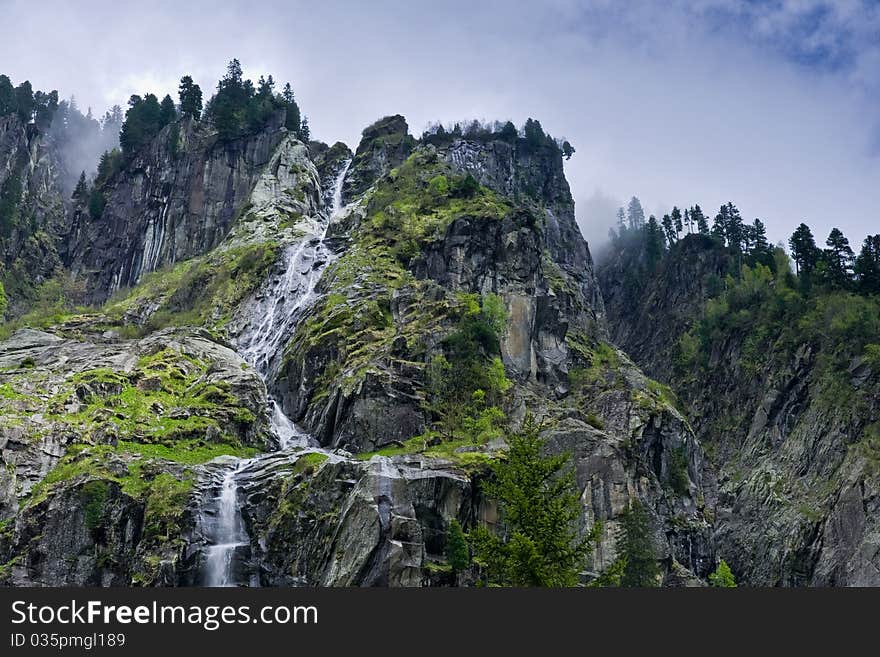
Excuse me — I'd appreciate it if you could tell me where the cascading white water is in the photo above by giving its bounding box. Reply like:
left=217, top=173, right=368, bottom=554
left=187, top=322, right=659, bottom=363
left=238, top=160, right=350, bottom=383
left=199, top=159, right=351, bottom=587
left=202, top=464, right=248, bottom=587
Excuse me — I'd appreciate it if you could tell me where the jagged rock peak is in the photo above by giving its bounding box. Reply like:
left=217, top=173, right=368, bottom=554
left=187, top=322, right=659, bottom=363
left=342, top=114, right=415, bottom=202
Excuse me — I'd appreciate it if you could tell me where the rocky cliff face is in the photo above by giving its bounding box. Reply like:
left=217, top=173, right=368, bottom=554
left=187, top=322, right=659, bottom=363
left=341, top=115, right=415, bottom=203
left=598, top=234, right=734, bottom=379
left=597, top=235, right=880, bottom=585
left=66, top=114, right=291, bottom=303
left=0, top=115, right=69, bottom=316
left=1, top=111, right=714, bottom=587
left=275, top=127, right=712, bottom=581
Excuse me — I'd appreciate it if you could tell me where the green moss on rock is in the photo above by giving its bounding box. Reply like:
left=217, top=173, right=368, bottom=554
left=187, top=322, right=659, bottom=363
left=104, top=242, right=279, bottom=335
left=45, top=346, right=257, bottom=449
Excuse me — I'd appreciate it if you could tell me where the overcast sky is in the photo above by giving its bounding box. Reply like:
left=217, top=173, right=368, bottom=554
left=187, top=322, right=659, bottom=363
left=2, top=0, right=878, bottom=253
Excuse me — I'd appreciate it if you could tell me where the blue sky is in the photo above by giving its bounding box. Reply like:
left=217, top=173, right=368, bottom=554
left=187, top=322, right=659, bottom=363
left=1, top=0, right=877, bottom=252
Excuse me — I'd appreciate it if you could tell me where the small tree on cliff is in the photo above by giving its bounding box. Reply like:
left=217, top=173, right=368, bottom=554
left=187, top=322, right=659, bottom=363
left=709, top=559, right=737, bottom=587
left=445, top=519, right=470, bottom=584
left=178, top=75, right=203, bottom=120
left=470, top=415, right=592, bottom=586
left=618, top=501, right=660, bottom=587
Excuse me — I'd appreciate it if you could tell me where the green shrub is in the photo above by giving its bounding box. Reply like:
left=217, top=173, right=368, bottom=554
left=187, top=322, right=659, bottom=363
left=445, top=519, right=470, bottom=575
left=668, top=447, right=690, bottom=496
left=427, top=294, right=511, bottom=439
left=452, top=173, right=479, bottom=198
left=709, top=559, right=737, bottom=587
left=586, top=413, right=604, bottom=430
left=142, top=474, right=192, bottom=542
left=865, top=344, right=880, bottom=372
left=81, top=480, right=109, bottom=532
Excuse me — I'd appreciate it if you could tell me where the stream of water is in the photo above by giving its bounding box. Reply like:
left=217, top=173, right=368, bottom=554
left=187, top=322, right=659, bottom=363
left=198, top=159, right=351, bottom=587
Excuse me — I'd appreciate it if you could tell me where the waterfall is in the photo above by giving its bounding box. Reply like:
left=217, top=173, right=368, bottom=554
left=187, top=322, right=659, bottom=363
left=238, top=159, right=351, bottom=383
left=202, top=463, right=251, bottom=587
left=197, top=159, right=351, bottom=587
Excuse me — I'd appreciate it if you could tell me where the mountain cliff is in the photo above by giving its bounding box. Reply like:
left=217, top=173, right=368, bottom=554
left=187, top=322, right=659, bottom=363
left=598, top=231, right=880, bottom=585
left=0, top=114, right=68, bottom=316
left=0, top=97, right=713, bottom=586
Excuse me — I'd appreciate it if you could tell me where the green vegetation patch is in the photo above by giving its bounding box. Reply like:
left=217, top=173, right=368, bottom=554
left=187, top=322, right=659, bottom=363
left=43, top=346, right=258, bottom=451
left=104, top=242, right=279, bottom=336
left=0, top=276, right=89, bottom=340
left=291, top=451, right=329, bottom=476
left=365, top=150, right=510, bottom=263
left=677, top=263, right=880, bottom=416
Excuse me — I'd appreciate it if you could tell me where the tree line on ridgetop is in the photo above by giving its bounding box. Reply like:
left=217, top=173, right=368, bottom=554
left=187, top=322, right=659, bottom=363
left=1, top=60, right=309, bottom=224
left=422, top=118, right=576, bottom=159
left=76, top=60, right=311, bottom=220
left=1, top=73, right=123, bottom=235
left=609, top=195, right=880, bottom=297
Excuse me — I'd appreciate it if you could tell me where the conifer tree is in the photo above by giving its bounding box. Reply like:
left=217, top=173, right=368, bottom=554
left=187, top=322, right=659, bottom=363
left=725, top=202, right=744, bottom=252
left=178, top=75, right=203, bottom=120
left=523, top=117, right=546, bottom=148
left=615, top=207, right=626, bottom=237
left=752, top=218, right=769, bottom=253
left=445, top=519, right=470, bottom=582
left=72, top=171, right=88, bottom=201
left=789, top=223, right=819, bottom=277
left=498, top=120, right=518, bottom=142
left=661, top=213, right=675, bottom=246
left=119, top=93, right=162, bottom=158
left=691, top=204, right=709, bottom=234
left=159, top=94, right=176, bottom=127
left=823, top=227, right=855, bottom=289
left=671, top=206, right=683, bottom=238
left=626, top=196, right=645, bottom=230
left=709, top=560, right=737, bottom=587
left=712, top=204, right=729, bottom=240
left=645, top=214, right=664, bottom=268
left=0, top=75, right=14, bottom=116
left=14, top=80, right=34, bottom=122
left=470, top=415, right=591, bottom=586
left=854, top=234, right=880, bottom=295
left=618, top=501, right=660, bottom=587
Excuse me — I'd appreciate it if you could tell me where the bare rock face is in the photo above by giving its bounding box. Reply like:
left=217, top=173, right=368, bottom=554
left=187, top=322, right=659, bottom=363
left=240, top=452, right=478, bottom=586
left=0, top=115, right=69, bottom=316
left=597, top=234, right=734, bottom=380
left=65, top=115, right=291, bottom=303
left=341, top=114, right=415, bottom=202
left=597, top=232, right=880, bottom=585
left=309, top=140, right=354, bottom=205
